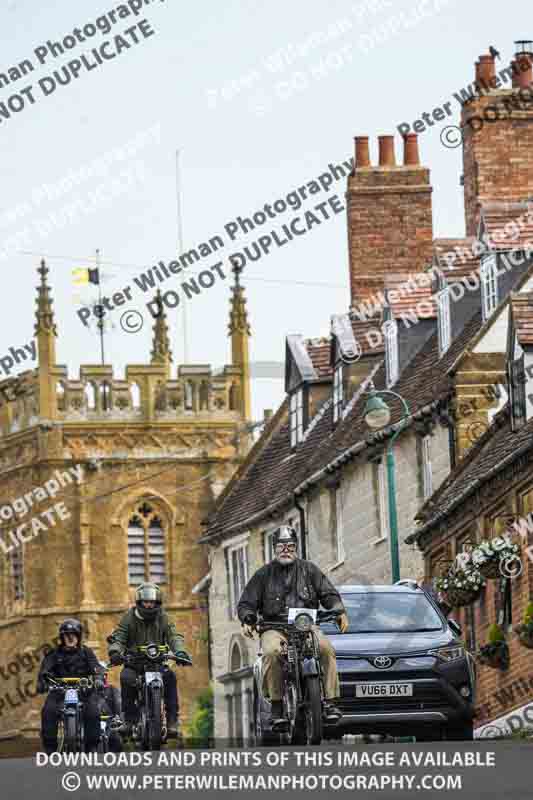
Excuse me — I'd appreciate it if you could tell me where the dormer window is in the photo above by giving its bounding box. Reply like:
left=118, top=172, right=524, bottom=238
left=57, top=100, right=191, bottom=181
left=437, top=288, right=451, bottom=355
left=333, top=362, right=343, bottom=423
left=481, top=255, right=498, bottom=321
left=289, top=388, right=304, bottom=447
left=384, top=319, right=399, bottom=387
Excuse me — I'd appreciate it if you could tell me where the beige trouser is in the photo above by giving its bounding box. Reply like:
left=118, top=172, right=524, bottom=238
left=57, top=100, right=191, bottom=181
left=261, top=627, right=340, bottom=701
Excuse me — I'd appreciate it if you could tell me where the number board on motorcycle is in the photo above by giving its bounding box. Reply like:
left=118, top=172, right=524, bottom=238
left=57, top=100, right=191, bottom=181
left=145, top=672, right=160, bottom=683
left=355, top=682, right=413, bottom=697
left=64, top=689, right=79, bottom=703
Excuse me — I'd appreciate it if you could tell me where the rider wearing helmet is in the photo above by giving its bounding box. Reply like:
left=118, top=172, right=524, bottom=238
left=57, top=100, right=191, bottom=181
left=37, top=618, right=104, bottom=754
left=237, top=525, right=349, bottom=729
left=107, top=583, right=192, bottom=738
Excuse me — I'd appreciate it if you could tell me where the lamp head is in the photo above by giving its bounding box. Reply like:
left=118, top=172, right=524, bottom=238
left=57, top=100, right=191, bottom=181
left=364, top=392, right=391, bottom=429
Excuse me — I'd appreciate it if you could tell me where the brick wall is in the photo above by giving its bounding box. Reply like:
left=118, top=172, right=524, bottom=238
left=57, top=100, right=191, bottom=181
left=346, top=134, right=433, bottom=307
left=462, top=51, right=533, bottom=236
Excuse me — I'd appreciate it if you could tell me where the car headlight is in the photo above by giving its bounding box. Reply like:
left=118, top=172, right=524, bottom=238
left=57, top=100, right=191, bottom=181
left=146, top=644, right=159, bottom=659
left=294, top=613, right=313, bottom=632
left=427, top=646, right=465, bottom=662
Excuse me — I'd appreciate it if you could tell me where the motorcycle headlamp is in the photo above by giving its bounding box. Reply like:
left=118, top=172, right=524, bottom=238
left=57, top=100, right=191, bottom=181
left=294, top=613, right=313, bottom=632
left=427, top=645, right=465, bottom=662
left=146, top=644, right=159, bottom=659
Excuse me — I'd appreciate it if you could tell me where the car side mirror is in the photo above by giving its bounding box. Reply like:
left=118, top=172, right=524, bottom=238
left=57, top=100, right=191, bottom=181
left=448, top=619, right=462, bottom=637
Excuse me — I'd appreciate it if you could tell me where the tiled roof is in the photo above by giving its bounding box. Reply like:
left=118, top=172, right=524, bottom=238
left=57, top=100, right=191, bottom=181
left=510, top=292, right=533, bottom=346
left=305, top=338, right=332, bottom=378
left=410, top=405, right=533, bottom=541
left=481, top=201, right=533, bottom=252
left=384, top=273, right=437, bottom=319
left=203, top=311, right=483, bottom=541
left=350, top=317, right=385, bottom=355
left=433, top=238, right=482, bottom=280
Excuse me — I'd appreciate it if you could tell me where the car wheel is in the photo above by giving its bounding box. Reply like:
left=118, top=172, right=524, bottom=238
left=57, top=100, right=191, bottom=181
left=445, top=720, right=473, bottom=741
left=415, top=726, right=443, bottom=742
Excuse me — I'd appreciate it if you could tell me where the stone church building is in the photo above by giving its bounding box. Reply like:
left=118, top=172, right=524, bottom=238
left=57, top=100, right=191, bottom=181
left=0, top=260, right=251, bottom=744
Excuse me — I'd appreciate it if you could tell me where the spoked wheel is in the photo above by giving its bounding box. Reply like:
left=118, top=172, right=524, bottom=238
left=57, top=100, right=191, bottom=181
left=303, top=677, right=323, bottom=745
left=281, top=683, right=298, bottom=745
left=147, top=686, right=163, bottom=751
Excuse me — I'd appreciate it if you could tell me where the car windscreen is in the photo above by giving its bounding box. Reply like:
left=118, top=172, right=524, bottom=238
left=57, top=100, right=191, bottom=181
left=320, top=592, right=444, bottom=634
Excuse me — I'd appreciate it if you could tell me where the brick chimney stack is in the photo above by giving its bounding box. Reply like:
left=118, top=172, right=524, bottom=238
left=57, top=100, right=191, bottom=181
left=462, top=43, right=533, bottom=236
left=346, top=134, right=433, bottom=307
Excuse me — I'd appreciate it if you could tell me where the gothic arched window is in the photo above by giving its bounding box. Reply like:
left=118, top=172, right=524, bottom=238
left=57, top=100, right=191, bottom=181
left=127, top=501, right=167, bottom=585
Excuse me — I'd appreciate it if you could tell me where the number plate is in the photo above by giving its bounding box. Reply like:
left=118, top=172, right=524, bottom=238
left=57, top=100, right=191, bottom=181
left=145, top=671, right=159, bottom=684
left=64, top=689, right=79, bottom=704
left=355, top=682, right=413, bottom=697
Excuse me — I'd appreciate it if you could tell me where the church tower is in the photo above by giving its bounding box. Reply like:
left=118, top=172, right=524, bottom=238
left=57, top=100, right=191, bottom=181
left=0, top=262, right=252, bottom=748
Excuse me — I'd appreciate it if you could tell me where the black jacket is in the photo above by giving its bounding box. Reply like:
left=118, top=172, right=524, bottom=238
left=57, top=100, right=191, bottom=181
left=37, top=645, right=102, bottom=693
left=237, top=558, right=345, bottom=624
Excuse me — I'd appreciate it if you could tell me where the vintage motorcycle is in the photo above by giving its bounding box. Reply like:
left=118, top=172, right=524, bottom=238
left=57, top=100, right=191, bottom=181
left=113, top=643, right=190, bottom=751
left=254, top=608, right=341, bottom=746
left=46, top=675, right=94, bottom=753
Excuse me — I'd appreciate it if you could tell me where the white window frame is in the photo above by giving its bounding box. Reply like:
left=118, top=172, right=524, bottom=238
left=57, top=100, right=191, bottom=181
left=334, top=488, right=346, bottom=563
left=225, top=535, right=249, bottom=619
left=421, top=434, right=433, bottom=500
left=374, top=461, right=389, bottom=543
left=384, top=320, right=399, bottom=387
left=290, top=388, right=304, bottom=447
left=333, top=363, right=343, bottom=423
left=481, top=255, right=498, bottom=321
left=437, top=288, right=451, bottom=355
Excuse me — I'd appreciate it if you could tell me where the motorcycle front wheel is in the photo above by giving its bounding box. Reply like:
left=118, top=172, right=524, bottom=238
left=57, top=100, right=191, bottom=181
left=63, top=714, right=79, bottom=753
left=303, top=677, right=323, bottom=745
left=147, top=686, right=163, bottom=751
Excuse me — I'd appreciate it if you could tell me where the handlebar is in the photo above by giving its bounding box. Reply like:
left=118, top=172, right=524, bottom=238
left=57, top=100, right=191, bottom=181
left=46, top=676, right=94, bottom=691
left=255, top=609, right=342, bottom=633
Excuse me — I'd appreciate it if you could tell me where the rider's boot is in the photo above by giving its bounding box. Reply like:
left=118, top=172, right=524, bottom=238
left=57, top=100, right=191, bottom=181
left=322, top=700, right=342, bottom=724
left=270, top=700, right=288, bottom=731
left=166, top=716, right=179, bottom=738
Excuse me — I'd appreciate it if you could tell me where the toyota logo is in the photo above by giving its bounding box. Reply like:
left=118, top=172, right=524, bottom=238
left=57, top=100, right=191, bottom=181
left=373, top=655, right=393, bottom=669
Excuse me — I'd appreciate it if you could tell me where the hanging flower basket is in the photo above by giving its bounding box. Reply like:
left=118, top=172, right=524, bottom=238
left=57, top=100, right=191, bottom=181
left=514, top=621, right=533, bottom=650
left=471, top=535, right=521, bottom=581
left=477, top=641, right=510, bottom=671
left=444, top=585, right=482, bottom=607
left=435, top=558, right=485, bottom=608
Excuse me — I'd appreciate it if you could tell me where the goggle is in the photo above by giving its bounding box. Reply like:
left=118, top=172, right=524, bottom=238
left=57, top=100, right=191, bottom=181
left=275, top=543, right=297, bottom=552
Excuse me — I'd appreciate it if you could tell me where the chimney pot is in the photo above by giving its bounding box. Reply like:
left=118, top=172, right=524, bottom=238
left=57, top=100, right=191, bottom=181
left=478, top=53, right=495, bottom=84
left=378, top=135, right=396, bottom=167
left=263, top=408, right=273, bottom=422
left=475, top=60, right=481, bottom=81
left=403, top=133, right=420, bottom=166
left=516, top=54, right=532, bottom=88
left=354, top=136, right=370, bottom=167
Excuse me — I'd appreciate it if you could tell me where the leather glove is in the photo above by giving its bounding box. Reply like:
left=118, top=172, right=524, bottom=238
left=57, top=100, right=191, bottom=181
left=174, top=650, right=192, bottom=666
left=109, top=652, right=123, bottom=666
left=337, top=612, right=349, bottom=634
left=242, top=623, right=255, bottom=640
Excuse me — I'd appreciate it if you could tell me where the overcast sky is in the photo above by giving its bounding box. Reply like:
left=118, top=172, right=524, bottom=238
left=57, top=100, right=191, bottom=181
left=0, top=0, right=528, bottom=420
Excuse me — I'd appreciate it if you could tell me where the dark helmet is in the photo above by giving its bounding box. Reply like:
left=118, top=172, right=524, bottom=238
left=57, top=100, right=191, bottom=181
left=273, top=525, right=298, bottom=548
left=135, top=583, right=162, bottom=621
left=59, top=618, right=83, bottom=643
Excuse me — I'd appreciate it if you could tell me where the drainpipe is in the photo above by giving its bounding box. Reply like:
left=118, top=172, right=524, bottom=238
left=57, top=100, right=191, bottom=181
left=294, top=494, right=308, bottom=559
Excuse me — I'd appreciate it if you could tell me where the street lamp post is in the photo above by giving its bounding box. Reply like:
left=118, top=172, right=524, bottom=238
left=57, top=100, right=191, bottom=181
left=363, top=389, right=411, bottom=584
